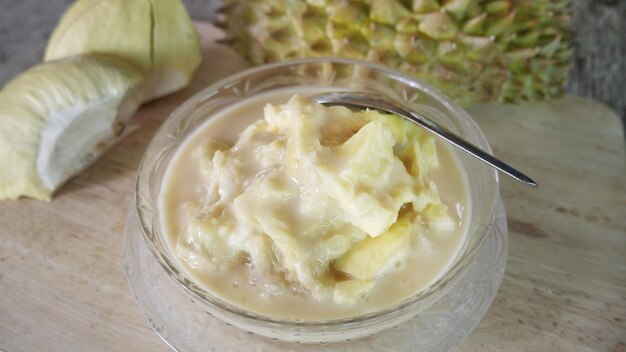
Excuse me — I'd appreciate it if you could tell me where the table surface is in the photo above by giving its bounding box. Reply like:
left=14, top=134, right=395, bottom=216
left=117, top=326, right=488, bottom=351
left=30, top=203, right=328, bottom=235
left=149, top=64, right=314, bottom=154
left=1, top=23, right=625, bottom=352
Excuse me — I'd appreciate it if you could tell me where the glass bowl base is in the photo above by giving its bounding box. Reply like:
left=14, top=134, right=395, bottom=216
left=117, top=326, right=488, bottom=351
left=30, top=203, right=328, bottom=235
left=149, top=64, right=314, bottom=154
left=123, top=198, right=507, bottom=352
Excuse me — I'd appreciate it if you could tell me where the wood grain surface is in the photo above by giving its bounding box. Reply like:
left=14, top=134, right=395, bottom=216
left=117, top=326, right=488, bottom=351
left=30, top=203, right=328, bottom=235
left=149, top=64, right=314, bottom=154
left=1, top=23, right=625, bottom=352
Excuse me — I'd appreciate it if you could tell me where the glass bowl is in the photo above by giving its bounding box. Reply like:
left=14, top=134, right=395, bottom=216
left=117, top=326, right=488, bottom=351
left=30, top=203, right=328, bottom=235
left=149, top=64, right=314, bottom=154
left=135, top=58, right=499, bottom=344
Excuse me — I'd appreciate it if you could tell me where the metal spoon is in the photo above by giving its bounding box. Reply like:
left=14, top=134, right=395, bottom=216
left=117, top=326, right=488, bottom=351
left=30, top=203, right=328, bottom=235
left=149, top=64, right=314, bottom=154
left=311, top=91, right=537, bottom=187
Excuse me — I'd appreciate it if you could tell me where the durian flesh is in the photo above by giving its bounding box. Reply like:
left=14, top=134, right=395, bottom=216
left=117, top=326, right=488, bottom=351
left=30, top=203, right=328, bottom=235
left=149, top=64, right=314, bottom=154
left=220, top=0, right=572, bottom=105
left=176, top=95, right=455, bottom=304
left=45, top=0, right=201, bottom=101
left=0, top=55, right=145, bottom=200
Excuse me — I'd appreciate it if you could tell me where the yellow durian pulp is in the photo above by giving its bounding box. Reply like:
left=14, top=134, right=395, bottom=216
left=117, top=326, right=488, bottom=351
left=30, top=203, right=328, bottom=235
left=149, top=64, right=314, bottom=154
left=177, top=96, right=458, bottom=303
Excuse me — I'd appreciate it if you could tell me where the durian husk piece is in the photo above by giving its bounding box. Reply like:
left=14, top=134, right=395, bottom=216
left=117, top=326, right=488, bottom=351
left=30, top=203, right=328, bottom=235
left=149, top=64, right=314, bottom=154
left=220, top=0, right=572, bottom=105
left=45, top=0, right=201, bottom=101
left=0, top=55, right=145, bottom=200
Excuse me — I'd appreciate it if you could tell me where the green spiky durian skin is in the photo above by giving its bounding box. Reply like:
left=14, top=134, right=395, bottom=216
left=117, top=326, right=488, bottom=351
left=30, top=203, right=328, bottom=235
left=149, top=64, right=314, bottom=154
left=219, top=0, right=571, bottom=105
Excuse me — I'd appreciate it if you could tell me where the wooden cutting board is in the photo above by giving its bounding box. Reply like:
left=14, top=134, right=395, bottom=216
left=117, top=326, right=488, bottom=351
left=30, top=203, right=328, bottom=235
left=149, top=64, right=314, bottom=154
left=1, top=23, right=624, bottom=352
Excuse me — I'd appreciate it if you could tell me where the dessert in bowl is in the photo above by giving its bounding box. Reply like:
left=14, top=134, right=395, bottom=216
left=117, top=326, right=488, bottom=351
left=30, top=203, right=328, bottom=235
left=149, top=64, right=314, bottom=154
left=135, top=58, right=499, bottom=343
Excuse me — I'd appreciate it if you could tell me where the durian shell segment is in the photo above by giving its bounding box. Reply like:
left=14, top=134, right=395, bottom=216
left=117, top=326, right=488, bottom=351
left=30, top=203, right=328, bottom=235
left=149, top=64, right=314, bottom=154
left=220, top=0, right=572, bottom=105
left=45, top=0, right=202, bottom=101
left=0, top=55, right=145, bottom=200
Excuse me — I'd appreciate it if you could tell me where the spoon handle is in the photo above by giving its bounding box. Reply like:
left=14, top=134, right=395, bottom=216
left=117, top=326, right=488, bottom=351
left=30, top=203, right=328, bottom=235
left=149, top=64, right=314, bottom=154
left=403, top=108, right=537, bottom=187
left=312, top=92, right=537, bottom=187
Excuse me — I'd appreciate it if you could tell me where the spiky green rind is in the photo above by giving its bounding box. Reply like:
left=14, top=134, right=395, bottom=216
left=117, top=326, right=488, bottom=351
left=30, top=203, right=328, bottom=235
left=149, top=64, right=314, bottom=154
left=220, top=0, right=571, bottom=105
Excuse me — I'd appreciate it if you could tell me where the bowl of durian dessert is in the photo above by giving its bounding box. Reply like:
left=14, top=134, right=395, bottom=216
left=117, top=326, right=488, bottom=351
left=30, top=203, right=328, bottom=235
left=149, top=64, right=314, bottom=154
left=134, top=58, right=499, bottom=344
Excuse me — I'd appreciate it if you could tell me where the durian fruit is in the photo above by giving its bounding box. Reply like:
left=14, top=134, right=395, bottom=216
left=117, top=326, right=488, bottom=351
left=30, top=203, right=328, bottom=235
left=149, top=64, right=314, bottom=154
left=220, top=0, right=572, bottom=105
left=0, top=55, right=145, bottom=200
left=332, top=279, right=375, bottom=305
left=45, top=0, right=201, bottom=101
left=333, top=217, right=414, bottom=280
